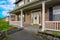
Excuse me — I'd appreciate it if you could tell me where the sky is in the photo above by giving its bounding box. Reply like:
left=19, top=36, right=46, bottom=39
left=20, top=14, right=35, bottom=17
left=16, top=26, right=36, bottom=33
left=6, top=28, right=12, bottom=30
left=0, top=0, right=15, bottom=18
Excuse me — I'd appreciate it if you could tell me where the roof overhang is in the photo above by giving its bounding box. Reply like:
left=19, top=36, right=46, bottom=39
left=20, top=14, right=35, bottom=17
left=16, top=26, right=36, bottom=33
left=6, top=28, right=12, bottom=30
left=10, top=0, right=57, bottom=14
left=14, top=0, right=22, bottom=4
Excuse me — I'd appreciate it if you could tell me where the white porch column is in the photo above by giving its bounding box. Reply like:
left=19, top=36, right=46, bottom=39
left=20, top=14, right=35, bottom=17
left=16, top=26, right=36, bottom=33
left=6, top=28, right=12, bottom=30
left=42, top=1, right=45, bottom=31
left=9, top=14, right=12, bottom=25
left=15, top=15, right=17, bottom=21
left=20, top=9, right=23, bottom=27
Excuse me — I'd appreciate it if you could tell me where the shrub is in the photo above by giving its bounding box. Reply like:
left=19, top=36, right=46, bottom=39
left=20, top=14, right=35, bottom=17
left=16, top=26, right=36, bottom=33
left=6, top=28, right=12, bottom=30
left=52, top=31, right=60, bottom=37
left=0, top=19, right=13, bottom=32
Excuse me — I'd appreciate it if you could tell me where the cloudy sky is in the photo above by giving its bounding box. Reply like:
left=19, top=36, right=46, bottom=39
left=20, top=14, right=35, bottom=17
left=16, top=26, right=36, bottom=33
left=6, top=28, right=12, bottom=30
left=0, top=0, right=15, bottom=18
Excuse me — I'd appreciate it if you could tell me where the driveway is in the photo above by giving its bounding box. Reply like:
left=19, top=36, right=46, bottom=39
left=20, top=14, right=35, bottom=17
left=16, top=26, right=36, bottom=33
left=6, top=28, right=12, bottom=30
left=8, top=29, right=43, bottom=40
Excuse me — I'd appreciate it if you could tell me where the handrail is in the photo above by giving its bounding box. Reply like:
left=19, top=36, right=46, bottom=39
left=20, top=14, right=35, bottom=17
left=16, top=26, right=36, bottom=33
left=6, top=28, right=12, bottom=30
left=45, top=21, right=60, bottom=31
left=45, top=21, right=60, bottom=22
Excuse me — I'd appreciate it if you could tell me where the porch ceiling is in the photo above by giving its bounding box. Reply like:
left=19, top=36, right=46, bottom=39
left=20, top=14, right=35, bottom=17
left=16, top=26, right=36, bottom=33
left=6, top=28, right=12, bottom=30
left=46, top=0, right=60, bottom=8
left=10, top=10, right=21, bottom=15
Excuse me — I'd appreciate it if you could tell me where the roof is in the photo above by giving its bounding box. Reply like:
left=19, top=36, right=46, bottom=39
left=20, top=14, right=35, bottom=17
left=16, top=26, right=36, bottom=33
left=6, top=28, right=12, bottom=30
left=14, top=0, right=22, bottom=4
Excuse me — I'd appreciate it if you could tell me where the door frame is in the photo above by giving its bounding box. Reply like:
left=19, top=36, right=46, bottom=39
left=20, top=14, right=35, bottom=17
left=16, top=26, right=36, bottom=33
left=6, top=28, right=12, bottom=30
left=31, top=11, right=40, bottom=25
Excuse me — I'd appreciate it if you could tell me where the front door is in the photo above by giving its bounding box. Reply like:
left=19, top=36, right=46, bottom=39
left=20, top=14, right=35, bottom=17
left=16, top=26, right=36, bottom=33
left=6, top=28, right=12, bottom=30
left=31, top=12, right=39, bottom=25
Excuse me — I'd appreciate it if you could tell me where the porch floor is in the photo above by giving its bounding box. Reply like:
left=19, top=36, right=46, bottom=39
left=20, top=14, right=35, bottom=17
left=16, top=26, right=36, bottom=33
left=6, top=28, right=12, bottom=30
left=24, top=25, right=42, bottom=33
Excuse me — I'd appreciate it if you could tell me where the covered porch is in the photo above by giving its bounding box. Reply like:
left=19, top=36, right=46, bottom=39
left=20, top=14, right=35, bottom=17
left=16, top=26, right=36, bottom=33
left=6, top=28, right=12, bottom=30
left=45, top=21, right=60, bottom=31
left=9, top=0, right=60, bottom=32
left=9, top=13, right=21, bottom=28
left=45, top=0, right=60, bottom=31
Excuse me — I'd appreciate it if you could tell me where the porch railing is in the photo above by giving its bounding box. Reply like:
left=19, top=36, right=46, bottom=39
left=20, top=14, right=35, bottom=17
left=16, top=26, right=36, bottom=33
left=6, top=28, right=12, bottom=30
left=10, top=21, right=21, bottom=26
left=45, top=21, right=60, bottom=31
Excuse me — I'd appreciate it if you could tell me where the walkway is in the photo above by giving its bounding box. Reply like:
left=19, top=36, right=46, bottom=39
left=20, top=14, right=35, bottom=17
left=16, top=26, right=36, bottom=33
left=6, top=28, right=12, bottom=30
left=8, top=29, right=43, bottom=40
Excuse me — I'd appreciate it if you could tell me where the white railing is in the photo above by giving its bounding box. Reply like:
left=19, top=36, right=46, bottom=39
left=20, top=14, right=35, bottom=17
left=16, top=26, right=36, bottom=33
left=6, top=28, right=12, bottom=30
left=45, top=21, right=60, bottom=31
left=10, top=21, right=21, bottom=27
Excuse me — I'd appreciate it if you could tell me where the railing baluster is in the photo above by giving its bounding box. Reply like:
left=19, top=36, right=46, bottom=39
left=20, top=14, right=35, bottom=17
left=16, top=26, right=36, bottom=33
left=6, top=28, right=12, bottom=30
left=45, top=21, right=60, bottom=31
left=57, top=22, right=58, bottom=30
left=55, top=22, right=57, bottom=30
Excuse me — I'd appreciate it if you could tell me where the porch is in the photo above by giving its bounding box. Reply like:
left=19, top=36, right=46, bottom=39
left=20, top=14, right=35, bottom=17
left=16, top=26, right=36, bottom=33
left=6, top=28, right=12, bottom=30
left=9, top=0, right=60, bottom=32
left=10, top=21, right=21, bottom=28
left=45, top=21, right=60, bottom=31
left=9, top=14, right=21, bottom=28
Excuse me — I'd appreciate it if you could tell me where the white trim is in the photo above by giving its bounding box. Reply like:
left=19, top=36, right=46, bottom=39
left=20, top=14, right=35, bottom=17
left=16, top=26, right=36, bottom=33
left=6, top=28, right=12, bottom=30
left=30, top=9, right=41, bottom=12
left=15, top=15, right=17, bottom=21
left=10, top=21, right=21, bottom=28
left=20, top=9, right=23, bottom=27
left=45, top=21, right=60, bottom=22
left=42, top=1, right=45, bottom=32
left=45, top=21, right=60, bottom=31
left=53, top=5, right=60, bottom=14
left=9, top=14, right=11, bottom=25
left=31, top=11, right=40, bottom=25
left=45, top=28, right=60, bottom=31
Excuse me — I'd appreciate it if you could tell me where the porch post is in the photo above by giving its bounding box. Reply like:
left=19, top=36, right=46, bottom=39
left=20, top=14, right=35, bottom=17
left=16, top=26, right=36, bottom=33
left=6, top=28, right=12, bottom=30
left=20, top=9, right=23, bottom=27
left=9, top=14, right=12, bottom=25
left=15, top=15, right=17, bottom=21
left=42, top=1, right=45, bottom=31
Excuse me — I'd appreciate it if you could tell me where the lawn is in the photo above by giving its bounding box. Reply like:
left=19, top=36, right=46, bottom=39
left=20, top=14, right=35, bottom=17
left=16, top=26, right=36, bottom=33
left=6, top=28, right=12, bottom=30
left=0, top=19, right=14, bottom=32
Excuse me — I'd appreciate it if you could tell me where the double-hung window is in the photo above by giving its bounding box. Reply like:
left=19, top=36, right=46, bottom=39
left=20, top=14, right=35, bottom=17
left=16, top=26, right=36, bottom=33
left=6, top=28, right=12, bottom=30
left=53, top=6, right=60, bottom=21
left=49, top=6, right=60, bottom=21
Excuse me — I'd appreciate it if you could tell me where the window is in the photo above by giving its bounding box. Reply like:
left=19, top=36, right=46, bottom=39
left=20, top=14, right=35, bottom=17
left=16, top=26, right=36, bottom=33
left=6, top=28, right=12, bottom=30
left=17, top=15, right=20, bottom=21
left=49, top=7, right=53, bottom=21
left=18, top=1, right=24, bottom=7
left=24, top=0, right=30, bottom=4
left=53, top=14, right=60, bottom=21
left=11, top=15, right=16, bottom=21
left=53, top=6, right=60, bottom=21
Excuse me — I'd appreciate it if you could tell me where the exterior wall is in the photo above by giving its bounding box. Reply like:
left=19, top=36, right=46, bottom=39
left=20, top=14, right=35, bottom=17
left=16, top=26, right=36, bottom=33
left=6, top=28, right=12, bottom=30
left=9, top=14, right=21, bottom=27
left=39, top=8, right=49, bottom=26
left=15, top=0, right=39, bottom=8
left=45, top=5, right=60, bottom=31
left=18, top=1, right=24, bottom=7
left=23, top=9, right=42, bottom=26
left=23, top=11, right=31, bottom=26
left=16, top=0, right=24, bottom=8
left=10, top=9, right=50, bottom=27
left=23, top=8, right=50, bottom=26
left=5, top=17, right=9, bottom=21
left=10, top=14, right=18, bottom=21
left=45, top=9, right=49, bottom=21
left=30, top=0, right=35, bottom=2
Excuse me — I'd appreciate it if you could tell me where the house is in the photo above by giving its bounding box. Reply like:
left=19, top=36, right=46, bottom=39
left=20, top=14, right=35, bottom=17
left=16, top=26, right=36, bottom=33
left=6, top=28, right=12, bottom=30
left=4, top=16, right=9, bottom=21
left=9, top=0, right=60, bottom=32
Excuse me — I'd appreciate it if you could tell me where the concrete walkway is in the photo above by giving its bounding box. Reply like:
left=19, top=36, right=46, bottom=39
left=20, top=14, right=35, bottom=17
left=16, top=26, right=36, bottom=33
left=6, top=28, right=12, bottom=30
left=8, top=30, right=43, bottom=40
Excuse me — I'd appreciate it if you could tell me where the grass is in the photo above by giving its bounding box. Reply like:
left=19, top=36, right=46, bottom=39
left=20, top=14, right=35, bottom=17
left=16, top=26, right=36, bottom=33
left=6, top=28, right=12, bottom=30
left=52, top=31, right=60, bottom=37
left=0, top=19, right=14, bottom=32
left=3, top=37, right=12, bottom=40
left=44, top=30, right=60, bottom=37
